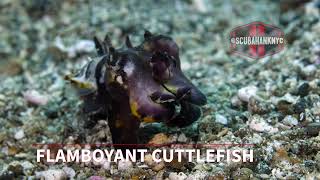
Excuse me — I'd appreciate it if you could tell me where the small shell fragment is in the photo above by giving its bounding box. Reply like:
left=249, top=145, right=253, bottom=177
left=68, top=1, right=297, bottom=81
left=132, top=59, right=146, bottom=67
left=23, top=90, right=48, bottom=106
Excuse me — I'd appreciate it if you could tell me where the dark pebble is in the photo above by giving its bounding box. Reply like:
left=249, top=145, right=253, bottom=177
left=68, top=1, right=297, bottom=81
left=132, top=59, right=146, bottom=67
left=44, top=102, right=60, bottom=119
left=293, top=99, right=307, bottom=114
left=277, top=100, right=294, bottom=114
left=185, top=162, right=196, bottom=170
left=256, top=161, right=272, bottom=174
left=304, top=160, right=317, bottom=169
left=297, top=83, right=310, bottom=97
left=0, top=171, right=15, bottom=180
left=305, top=122, right=320, bottom=136
left=7, top=163, right=24, bottom=177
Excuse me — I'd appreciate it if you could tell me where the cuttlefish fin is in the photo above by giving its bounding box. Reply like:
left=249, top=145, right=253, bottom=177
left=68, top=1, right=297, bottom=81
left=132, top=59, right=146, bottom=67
left=65, top=58, right=100, bottom=96
left=93, top=36, right=104, bottom=56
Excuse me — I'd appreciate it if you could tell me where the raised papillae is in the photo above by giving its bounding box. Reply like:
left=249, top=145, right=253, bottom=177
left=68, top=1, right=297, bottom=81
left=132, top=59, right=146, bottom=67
left=66, top=31, right=207, bottom=144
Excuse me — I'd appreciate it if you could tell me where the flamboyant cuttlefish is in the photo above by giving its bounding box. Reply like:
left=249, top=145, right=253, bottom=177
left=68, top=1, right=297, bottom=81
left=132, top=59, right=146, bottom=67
left=66, top=31, right=207, bottom=144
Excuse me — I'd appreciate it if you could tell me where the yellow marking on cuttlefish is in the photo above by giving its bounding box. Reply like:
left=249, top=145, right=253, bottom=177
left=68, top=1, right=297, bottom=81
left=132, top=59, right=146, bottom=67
left=130, top=101, right=155, bottom=123
left=163, top=84, right=177, bottom=94
left=64, top=75, right=96, bottom=89
left=130, top=101, right=141, bottom=119
left=143, top=116, right=155, bottom=123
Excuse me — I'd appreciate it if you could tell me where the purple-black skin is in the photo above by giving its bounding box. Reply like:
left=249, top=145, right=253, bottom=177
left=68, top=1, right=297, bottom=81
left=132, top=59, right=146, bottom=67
left=71, top=31, right=206, bottom=144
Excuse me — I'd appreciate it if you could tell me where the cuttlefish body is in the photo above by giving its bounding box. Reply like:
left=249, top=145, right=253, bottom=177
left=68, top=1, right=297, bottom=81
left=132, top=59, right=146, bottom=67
left=66, top=31, right=206, bottom=144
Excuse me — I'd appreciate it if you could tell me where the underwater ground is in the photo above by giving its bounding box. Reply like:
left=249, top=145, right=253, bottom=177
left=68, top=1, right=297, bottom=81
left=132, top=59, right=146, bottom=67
left=0, top=0, right=319, bottom=179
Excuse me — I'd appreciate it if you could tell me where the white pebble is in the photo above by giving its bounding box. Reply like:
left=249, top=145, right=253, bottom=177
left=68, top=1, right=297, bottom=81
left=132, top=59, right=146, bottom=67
left=102, top=161, right=111, bottom=170
left=231, top=95, right=242, bottom=107
left=169, top=172, right=188, bottom=180
left=21, top=161, right=34, bottom=171
left=215, top=114, right=228, bottom=125
left=186, top=171, right=208, bottom=180
left=302, top=65, right=316, bottom=77
left=23, top=90, right=48, bottom=105
left=271, top=93, right=299, bottom=105
left=237, top=86, right=257, bottom=102
left=193, top=0, right=207, bottom=13
left=118, top=160, right=133, bottom=171
left=144, top=154, right=155, bottom=166
left=62, top=167, right=76, bottom=179
left=248, top=115, right=278, bottom=133
left=177, top=133, right=188, bottom=142
left=282, top=115, right=298, bottom=126
left=35, top=169, right=67, bottom=180
left=14, top=129, right=25, bottom=140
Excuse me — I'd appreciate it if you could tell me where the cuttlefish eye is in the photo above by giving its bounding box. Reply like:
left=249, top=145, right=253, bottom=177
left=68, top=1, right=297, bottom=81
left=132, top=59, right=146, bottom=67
left=150, top=52, right=172, bottom=83
left=155, top=37, right=180, bottom=60
left=143, top=31, right=180, bottom=67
